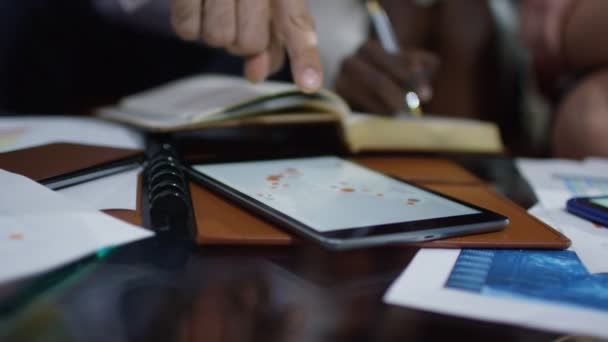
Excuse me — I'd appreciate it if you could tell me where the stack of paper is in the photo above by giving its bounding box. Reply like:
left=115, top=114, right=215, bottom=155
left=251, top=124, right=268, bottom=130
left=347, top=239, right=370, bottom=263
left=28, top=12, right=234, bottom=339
left=0, top=170, right=153, bottom=284
left=517, top=158, right=608, bottom=210
left=383, top=158, right=608, bottom=338
left=517, top=158, right=608, bottom=273
left=0, top=116, right=144, bottom=210
left=384, top=248, right=608, bottom=338
left=0, top=116, right=143, bottom=153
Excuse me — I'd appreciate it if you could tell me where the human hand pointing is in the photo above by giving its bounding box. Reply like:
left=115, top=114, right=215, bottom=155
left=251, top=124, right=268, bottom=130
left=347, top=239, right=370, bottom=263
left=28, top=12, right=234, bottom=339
left=171, top=0, right=323, bottom=93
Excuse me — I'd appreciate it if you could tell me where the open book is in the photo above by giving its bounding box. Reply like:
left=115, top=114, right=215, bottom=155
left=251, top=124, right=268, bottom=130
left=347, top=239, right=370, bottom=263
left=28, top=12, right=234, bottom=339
left=98, top=75, right=503, bottom=154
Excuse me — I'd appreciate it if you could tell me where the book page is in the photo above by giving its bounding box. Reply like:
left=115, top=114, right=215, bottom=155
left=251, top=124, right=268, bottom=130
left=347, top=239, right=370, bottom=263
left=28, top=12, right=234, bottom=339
left=99, top=75, right=348, bottom=130
left=120, top=77, right=275, bottom=120
left=344, top=112, right=504, bottom=154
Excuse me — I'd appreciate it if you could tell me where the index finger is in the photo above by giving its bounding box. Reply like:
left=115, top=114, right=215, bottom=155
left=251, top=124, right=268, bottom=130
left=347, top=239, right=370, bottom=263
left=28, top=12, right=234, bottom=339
left=273, top=0, right=323, bottom=93
left=171, top=0, right=202, bottom=40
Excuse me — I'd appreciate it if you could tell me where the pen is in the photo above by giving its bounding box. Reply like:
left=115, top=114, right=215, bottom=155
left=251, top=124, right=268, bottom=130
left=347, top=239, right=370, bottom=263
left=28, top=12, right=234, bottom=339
left=365, top=0, right=423, bottom=116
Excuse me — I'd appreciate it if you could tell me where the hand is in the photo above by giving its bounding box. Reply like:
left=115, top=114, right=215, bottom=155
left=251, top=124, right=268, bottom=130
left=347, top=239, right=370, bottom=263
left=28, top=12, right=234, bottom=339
left=170, top=0, right=323, bottom=93
left=334, top=40, right=439, bottom=115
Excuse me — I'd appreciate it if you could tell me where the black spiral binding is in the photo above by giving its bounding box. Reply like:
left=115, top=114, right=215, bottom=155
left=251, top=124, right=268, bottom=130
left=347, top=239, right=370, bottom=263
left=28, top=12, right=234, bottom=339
left=141, top=137, right=196, bottom=239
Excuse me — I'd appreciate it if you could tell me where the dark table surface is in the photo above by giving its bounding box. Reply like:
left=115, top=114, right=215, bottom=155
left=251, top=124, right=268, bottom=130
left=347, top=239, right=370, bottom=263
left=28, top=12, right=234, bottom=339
left=0, top=155, right=566, bottom=342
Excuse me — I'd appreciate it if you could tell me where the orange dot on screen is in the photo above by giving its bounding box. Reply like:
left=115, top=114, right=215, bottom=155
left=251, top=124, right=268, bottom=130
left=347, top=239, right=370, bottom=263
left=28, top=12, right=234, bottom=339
left=266, top=175, right=282, bottom=182
left=341, top=188, right=355, bottom=193
left=9, top=233, right=23, bottom=240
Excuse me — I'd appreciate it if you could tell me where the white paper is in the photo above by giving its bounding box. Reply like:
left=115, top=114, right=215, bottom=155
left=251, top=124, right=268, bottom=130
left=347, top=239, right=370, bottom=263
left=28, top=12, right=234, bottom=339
left=384, top=249, right=608, bottom=339
left=0, top=116, right=143, bottom=210
left=517, top=158, right=608, bottom=273
left=58, top=167, right=141, bottom=210
left=0, top=170, right=153, bottom=284
left=584, top=157, right=608, bottom=168
left=516, top=158, right=608, bottom=209
left=529, top=206, right=608, bottom=274
left=0, top=116, right=143, bottom=153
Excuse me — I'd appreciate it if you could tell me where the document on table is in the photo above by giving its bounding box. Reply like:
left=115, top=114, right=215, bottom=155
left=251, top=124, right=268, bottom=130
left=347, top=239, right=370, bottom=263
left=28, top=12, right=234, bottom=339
left=0, top=116, right=144, bottom=153
left=0, top=116, right=143, bottom=210
left=516, top=158, right=608, bottom=210
left=58, top=167, right=141, bottom=210
left=517, top=158, right=608, bottom=273
left=385, top=158, right=608, bottom=337
left=0, top=170, right=153, bottom=284
left=384, top=248, right=608, bottom=339
left=529, top=205, right=608, bottom=274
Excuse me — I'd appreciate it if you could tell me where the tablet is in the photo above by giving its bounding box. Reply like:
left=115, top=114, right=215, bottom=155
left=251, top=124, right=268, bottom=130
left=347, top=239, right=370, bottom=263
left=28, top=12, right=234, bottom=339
left=188, top=156, right=508, bottom=250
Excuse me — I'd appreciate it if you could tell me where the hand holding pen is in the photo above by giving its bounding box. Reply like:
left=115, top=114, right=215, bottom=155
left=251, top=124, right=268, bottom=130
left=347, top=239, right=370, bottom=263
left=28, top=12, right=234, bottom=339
left=334, top=0, right=439, bottom=116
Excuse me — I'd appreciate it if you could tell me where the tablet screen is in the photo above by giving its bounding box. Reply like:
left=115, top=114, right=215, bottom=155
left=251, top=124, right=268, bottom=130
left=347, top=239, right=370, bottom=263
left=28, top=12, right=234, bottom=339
left=591, top=197, right=608, bottom=208
left=192, top=156, right=479, bottom=233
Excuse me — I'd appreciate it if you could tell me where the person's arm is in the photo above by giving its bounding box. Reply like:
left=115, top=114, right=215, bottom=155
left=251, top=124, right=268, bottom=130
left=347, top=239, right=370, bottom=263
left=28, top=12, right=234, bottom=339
left=520, top=0, right=608, bottom=74
left=170, top=0, right=323, bottom=93
left=520, top=0, right=608, bottom=158
left=563, top=0, right=608, bottom=71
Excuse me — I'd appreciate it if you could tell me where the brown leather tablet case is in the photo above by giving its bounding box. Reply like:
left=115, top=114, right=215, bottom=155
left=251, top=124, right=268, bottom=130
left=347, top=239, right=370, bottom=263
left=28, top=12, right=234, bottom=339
left=0, top=143, right=570, bottom=249
left=0, top=142, right=142, bottom=183
left=185, top=157, right=570, bottom=249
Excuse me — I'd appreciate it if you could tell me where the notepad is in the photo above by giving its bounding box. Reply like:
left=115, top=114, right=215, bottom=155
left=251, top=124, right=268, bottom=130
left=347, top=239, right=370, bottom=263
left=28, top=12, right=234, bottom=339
left=97, top=74, right=504, bottom=154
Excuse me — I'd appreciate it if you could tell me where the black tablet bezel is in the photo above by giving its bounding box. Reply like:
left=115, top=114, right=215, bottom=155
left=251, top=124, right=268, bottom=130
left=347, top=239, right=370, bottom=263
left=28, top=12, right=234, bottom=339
left=186, top=157, right=508, bottom=248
